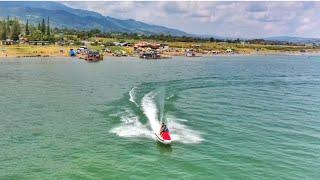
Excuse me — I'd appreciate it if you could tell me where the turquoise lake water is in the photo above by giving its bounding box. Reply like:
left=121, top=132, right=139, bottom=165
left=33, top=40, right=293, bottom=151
left=0, top=56, right=320, bottom=179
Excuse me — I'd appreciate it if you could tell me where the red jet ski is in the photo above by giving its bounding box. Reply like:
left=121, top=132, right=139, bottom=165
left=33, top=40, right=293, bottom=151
left=155, top=123, right=172, bottom=144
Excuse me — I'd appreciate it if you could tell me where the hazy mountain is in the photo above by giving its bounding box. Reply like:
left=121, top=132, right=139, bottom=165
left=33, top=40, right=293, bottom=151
left=0, top=1, right=189, bottom=36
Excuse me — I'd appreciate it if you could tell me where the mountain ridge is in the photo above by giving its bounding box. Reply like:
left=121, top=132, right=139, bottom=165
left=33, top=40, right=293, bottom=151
left=0, top=1, right=189, bottom=36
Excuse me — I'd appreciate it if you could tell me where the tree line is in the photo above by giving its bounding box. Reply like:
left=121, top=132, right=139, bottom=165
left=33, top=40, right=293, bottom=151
left=0, top=17, right=52, bottom=41
left=28, top=17, right=53, bottom=41
left=53, top=29, right=303, bottom=46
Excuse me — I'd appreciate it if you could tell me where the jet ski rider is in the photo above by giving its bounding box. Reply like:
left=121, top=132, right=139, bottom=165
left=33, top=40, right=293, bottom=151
left=160, top=122, right=169, bottom=136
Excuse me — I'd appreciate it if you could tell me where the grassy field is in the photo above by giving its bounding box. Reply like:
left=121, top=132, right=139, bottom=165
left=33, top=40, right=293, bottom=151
left=0, top=45, right=78, bottom=57
left=92, top=37, right=320, bottom=54
left=165, top=41, right=318, bottom=53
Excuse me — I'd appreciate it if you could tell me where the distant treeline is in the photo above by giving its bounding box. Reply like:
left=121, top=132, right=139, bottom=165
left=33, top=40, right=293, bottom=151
left=52, top=27, right=304, bottom=46
left=0, top=17, right=306, bottom=46
left=0, top=17, right=52, bottom=41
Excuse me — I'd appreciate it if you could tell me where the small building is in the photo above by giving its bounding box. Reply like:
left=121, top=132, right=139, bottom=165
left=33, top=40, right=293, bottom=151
left=226, top=48, right=233, bottom=53
left=113, top=42, right=121, bottom=46
left=300, top=49, right=306, bottom=53
left=191, top=44, right=201, bottom=48
left=29, top=41, right=50, bottom=45
left=160, top=43, right=169, bottom=51
left=134, top=42, right=160, bottom=49
left=134, top=42, right=168, bottom=59
left=186, top=49, right=195, bottom=57
left=113, top=42, right=129, bottom=46
left=240, top=41, right=247, bottom=45
left=212, top=50, right=220, bottom=54
left=134, top=41, right=149, bottom=49
left=81, top=40, right=90, bottom=46
left=2, top=39, right=15, bottom=45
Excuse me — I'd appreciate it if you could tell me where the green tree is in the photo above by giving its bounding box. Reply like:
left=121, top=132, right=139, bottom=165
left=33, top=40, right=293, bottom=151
left=41, top=18, right=46, bottom=34
left=6, top=16, right=10, bottom=37
left=89, top=28, right=101, bottom=35
left=25, top=19, right=29, bottom=35
left=47, top=17, right=50, bottom=35
left=1, top=21, right=7, bottom=40
left=38, top=23, right=41, bottom=31
left=30, top=29, right=43, bottom=41
left=11, top=19, right=21, bottom=41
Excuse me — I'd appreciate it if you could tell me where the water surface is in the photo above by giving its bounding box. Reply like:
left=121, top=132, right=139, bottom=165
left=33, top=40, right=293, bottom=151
left=0, top=56, right=320, bottom=179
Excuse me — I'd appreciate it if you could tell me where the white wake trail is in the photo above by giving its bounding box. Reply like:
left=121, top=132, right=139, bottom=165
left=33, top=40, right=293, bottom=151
left=111, top=89, right=204, bottom=144
left=141, top=91, right=161, bottom=134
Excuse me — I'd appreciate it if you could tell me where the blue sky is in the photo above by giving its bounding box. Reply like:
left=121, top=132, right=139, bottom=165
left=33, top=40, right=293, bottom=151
left=64, top=1, right=320, bottom=38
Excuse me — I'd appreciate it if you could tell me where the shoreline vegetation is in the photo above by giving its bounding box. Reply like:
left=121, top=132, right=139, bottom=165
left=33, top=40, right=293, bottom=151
left=1, top=17, right=320, bottom=59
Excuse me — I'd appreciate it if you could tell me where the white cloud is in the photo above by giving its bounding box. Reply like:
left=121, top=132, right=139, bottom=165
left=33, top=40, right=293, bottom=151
left=62, top=1, right=320, bottom=38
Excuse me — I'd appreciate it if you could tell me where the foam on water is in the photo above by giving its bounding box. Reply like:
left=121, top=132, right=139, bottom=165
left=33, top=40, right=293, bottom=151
left=110, top=109, right=153, bottom=139
left=166, top=116, right=203, bottom=144
left=112, top=89, right=203, bottom=144
left=129, top=86, right=138, bottom=106
left=166, top=94, right=175, bottom=100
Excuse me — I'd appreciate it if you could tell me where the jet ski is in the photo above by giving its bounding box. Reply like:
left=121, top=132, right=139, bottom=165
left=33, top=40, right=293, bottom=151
left=155, top=123, right=172, bottom=144
left=155, top=132, right=172, bottom=144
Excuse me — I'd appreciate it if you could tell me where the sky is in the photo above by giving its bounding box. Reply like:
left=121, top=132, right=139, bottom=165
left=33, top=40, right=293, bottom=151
left=63, top=1, right=320, bottom=38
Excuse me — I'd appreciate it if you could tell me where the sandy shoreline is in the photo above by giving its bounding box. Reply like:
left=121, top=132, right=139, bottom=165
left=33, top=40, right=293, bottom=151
left=1, top=52, right=320, bottom=59
left=1, top=44, right=320, bottom=59
left=1, top=54, right=319, bottom=59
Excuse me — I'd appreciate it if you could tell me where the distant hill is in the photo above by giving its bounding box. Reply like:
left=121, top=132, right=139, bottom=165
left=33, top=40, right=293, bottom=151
left=264, top=36, right=320, bottom=44
left=0, top=1, right=189, bottom=36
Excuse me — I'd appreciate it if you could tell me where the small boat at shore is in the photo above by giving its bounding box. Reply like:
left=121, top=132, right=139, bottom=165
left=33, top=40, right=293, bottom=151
left=139, top=51, right=171, bottom=59
left=84, top=51, right=103, bottom=62
left=139, top=51, right=161, bottom=59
